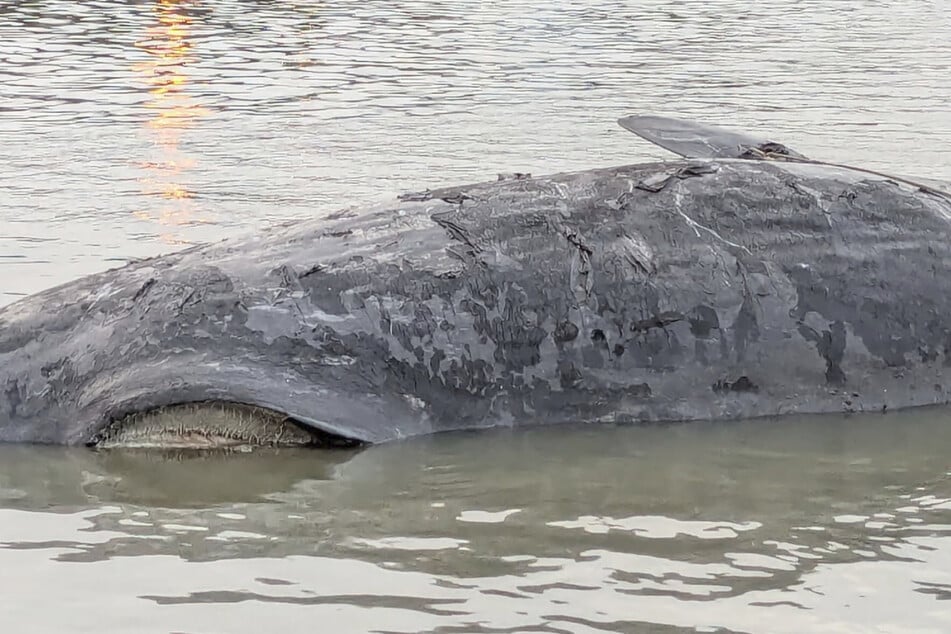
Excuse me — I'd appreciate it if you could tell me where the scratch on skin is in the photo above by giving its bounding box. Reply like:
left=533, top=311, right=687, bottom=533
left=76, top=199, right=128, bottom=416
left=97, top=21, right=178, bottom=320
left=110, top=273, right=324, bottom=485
left=299, top=264, right=323, bottom=279
left=177, top=289, right=198, bottom=312
left=553, top=182, right=570, bottom=199
left=440, top=192, right=475, bottom=205
left=787, top=180, right=835, bottom=230
left=563, top=229, right=593, bottom=258
left=132, top=278, right=157, bottom=302
left=432, top=214, right=479, bottom=254
left=561, top=227, right=594, bottom=299
left=637, top=163, right=719, bottom=193
left=617, top=233, right=656, bottom=276
left=271, top=265, right=309, bottom=336
left=672, top=185, right=752, bottom=256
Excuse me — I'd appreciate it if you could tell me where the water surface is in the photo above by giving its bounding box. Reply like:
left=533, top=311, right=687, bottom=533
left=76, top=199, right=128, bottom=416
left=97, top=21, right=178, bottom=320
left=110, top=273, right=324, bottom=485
left=2, top=414, right=951, bottom=632
left=2, top=1, right=951, bottom=631
left=3, top=0, right=950, bottom=304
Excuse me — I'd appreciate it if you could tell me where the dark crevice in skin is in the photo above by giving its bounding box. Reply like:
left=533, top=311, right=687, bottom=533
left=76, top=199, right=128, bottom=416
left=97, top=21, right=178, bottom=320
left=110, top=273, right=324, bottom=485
left=86, top=401, right=364, bottom=450
left=560, top=225, right=594, bottom=301
left=440, top=192, right=476, bottom=205
left=563, top=229, right=594, bottom=258
left=3, top=379, right=22, bottom=417
left=132, top=278, right=156, bottom=302
left=630, top=311, right=685, bottom=333
left=432, top=213, right=479, bottom=254
left=635, top=162, right=720, bottom=193
left=797, top=321, right=848, bottom=386
left=712, top=376, right=760, bottom=394
left=299, top=264, right=323, bottom=278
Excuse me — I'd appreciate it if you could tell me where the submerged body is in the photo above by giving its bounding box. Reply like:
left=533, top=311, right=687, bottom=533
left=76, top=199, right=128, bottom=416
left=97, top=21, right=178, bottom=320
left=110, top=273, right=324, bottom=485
left=3, top=132, right=951, bottom=447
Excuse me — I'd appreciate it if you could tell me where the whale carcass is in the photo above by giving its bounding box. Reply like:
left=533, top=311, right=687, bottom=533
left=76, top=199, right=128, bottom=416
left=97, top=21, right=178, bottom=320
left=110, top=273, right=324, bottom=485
left=1, top=115, right=950, bottom=448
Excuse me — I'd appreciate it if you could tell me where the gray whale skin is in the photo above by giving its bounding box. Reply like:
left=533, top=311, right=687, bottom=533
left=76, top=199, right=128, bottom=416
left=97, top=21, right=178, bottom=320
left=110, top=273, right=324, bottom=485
left=3, top=115, right=951, bottom=447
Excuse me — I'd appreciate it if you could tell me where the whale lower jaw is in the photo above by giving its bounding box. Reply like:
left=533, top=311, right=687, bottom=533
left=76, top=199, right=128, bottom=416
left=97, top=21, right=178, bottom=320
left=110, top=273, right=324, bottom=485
left=89, top=401, right=363, bottom=450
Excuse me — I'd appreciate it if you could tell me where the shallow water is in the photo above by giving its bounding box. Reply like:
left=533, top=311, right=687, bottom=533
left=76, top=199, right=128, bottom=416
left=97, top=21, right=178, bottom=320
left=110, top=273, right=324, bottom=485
left=3, top=414, right=951, bottom=632
left=2, top=0, right=951, bottom=631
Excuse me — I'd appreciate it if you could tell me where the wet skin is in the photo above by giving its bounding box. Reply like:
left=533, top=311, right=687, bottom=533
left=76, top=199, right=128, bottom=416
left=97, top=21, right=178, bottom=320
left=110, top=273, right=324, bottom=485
left=2, top=154, right=951, bottom=448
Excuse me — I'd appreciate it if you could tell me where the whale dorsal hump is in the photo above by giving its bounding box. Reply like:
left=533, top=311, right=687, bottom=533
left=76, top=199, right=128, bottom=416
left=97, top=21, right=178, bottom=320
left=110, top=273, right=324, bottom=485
left=618, top=115, right=808, bottom=161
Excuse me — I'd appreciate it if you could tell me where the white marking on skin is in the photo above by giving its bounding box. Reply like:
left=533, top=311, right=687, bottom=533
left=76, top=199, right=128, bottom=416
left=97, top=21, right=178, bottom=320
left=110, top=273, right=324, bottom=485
left=673, top=186, right=752, bottom=255
left=162, top=524, right=209, bottom=532
left=322, top=355, right=356, bottom=366
left=305, top=307, right=356, bottom=323
left=403, top=394, right=426, bottom=410
left=207, top=531, right=268, bottom=541
left=457, top=509, right=522, bottom=524
left=792, top=182, right=835, bottom=229
left=351, top=536, right=468, bottom=551
left=92, top=282, right=120, bottom=303
left=707, top=244, right=734, bottom=288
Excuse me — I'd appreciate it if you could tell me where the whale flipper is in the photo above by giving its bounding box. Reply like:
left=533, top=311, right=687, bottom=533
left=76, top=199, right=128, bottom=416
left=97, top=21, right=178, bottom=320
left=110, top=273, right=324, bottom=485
left=618, top=115, right=809, bottom=161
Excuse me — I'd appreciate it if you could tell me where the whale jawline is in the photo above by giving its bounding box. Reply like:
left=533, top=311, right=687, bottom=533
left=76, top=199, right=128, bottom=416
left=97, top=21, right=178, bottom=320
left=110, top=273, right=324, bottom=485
left=87, top=400, right=365, bottom=450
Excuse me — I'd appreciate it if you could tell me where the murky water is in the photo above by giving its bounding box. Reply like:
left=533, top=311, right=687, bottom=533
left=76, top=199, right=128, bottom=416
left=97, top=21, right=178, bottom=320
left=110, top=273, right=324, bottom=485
left=3, top=415, right=951, bottom=632
left=2, top=0, right=951, bottom=631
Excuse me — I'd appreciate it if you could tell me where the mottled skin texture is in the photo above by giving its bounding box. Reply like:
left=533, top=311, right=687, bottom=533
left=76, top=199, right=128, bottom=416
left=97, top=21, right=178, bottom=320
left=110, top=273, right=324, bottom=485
left=3, top=158, right=951, bottom=445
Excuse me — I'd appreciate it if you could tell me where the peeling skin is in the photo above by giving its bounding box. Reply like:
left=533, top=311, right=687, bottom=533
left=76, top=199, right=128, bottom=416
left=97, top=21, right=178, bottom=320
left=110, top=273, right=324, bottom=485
left=2, top=158, right=951, bottom=446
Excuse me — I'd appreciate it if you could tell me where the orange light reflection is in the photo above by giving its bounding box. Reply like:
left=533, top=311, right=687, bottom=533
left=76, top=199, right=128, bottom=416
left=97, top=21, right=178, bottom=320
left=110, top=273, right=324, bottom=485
left=133, top=0, right=210, bottom=241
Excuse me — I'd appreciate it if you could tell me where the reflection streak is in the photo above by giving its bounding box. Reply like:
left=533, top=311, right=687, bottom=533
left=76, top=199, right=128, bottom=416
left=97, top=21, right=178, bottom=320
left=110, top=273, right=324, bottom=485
left=132, top=0, right=210, bottom=239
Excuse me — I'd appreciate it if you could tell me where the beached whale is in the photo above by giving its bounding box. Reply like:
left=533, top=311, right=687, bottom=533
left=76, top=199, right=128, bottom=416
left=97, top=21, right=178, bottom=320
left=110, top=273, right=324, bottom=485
left=2, top=115, right=950, bottom=449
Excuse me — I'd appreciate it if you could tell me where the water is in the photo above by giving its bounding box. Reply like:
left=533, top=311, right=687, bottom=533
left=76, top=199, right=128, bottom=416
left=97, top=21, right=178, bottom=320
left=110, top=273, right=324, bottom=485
left=2, top=415, right=951, bottom=632
left=1, top=0, right=951, bottom=631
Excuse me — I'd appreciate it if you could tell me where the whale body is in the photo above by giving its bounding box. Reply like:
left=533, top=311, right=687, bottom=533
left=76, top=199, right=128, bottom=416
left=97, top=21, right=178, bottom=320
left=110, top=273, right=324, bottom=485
left=2, top=116, right=951, bottom=448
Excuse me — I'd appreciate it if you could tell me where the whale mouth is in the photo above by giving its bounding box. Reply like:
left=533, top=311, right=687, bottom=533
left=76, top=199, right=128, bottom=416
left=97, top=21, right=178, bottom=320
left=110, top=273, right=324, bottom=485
left=88, top=401, right=364, bottom=451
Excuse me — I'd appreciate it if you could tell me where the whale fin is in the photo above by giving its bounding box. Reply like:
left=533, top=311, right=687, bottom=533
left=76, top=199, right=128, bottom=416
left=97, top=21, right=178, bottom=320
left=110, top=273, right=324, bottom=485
left=618, top=115, right=809, bottom=161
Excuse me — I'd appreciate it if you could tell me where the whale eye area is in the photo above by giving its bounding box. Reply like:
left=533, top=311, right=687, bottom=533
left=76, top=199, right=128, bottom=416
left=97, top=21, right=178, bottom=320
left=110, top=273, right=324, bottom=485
left=89, top=402, right=359, bottom=451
